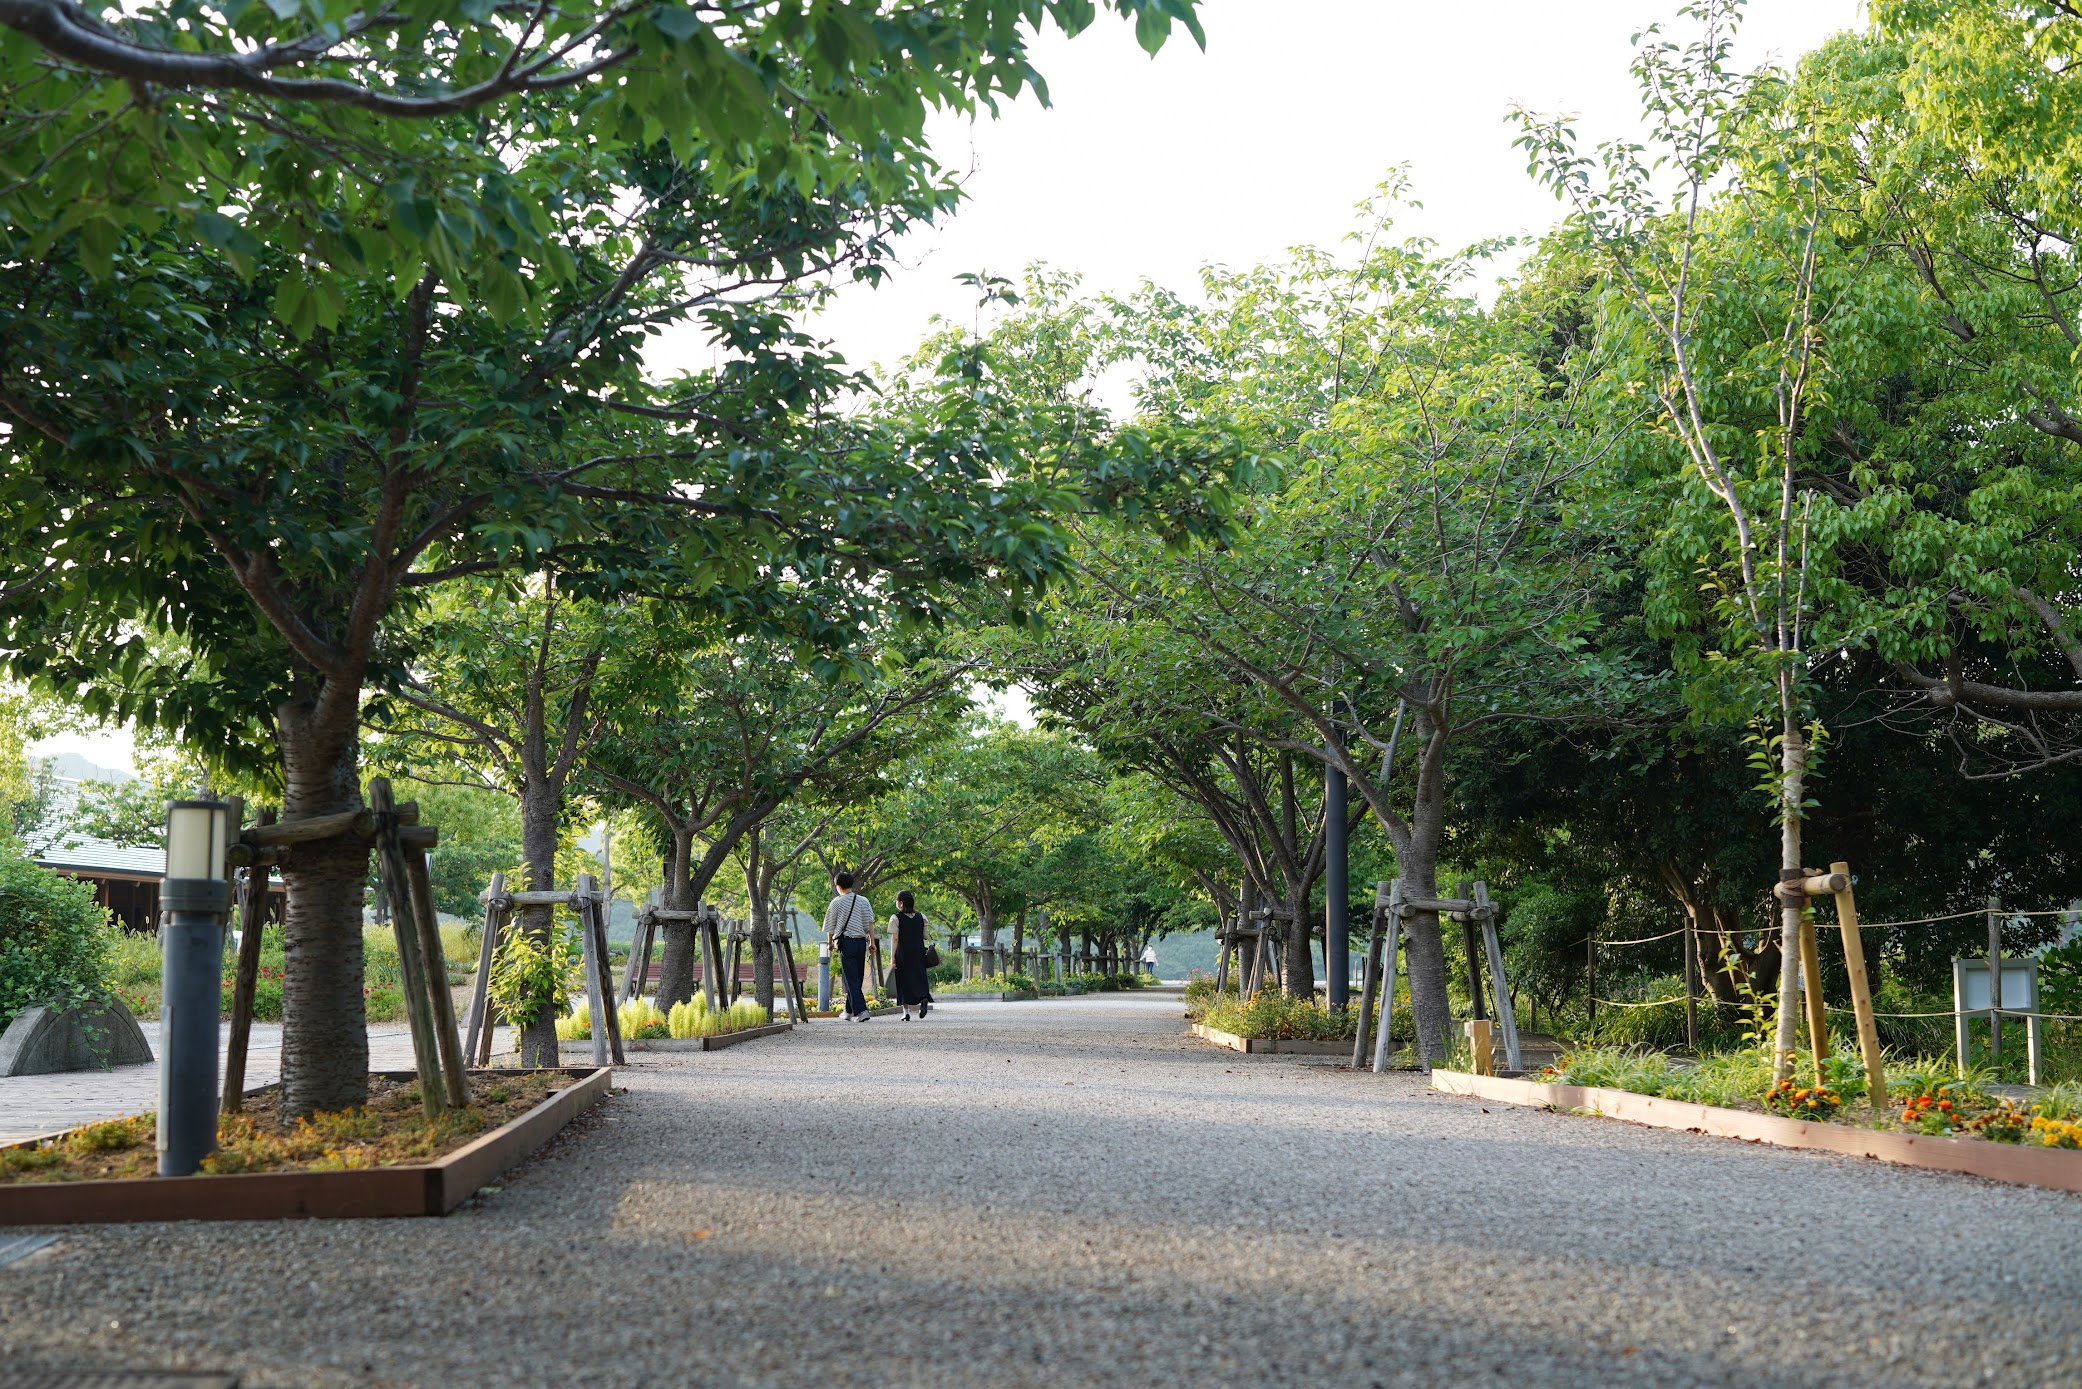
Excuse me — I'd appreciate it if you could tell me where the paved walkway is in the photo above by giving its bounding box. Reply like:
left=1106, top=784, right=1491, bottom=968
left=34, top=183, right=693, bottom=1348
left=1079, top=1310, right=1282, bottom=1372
left=0, top=1023, right=514, bottom=1142
left=2, top=996, right=2079, bottom=1387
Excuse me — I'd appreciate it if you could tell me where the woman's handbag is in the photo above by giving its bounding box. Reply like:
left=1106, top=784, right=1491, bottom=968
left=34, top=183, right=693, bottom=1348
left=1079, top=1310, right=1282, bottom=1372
left=923, top=943, right=942, bottom=969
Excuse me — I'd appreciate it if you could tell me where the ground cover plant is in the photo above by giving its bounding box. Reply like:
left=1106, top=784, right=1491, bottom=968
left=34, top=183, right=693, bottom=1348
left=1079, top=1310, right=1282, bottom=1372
left=0, top=1072, right=565, bottom=1183
left=938, top=972, right=1038, bottom=994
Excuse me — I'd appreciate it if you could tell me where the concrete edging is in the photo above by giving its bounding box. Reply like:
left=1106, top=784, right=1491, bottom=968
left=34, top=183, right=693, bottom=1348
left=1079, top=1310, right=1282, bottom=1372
left=0, top=1067, right=612, bottom=1224
left=934, top=991, right=1038, bottom=1002
left=1430, top=1069, right=2082, bottom=1195
left=1187, top=1023, right=1352, bottom=1056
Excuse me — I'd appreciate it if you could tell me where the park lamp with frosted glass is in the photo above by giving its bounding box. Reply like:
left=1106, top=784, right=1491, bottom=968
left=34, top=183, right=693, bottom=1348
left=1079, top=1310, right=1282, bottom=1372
left=160, top=798, right=232, bottom=1176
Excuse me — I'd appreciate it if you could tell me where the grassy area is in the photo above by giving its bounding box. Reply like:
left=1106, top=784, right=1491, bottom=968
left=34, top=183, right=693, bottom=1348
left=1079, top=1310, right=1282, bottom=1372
left=108, top=922, right=478, bottom=1023
left=0, top=1071, right=564, bottom=1184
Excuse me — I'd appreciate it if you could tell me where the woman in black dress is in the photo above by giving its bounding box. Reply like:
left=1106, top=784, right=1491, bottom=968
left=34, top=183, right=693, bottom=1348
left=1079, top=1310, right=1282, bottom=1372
left=889, top=889, right=933, bottom=1020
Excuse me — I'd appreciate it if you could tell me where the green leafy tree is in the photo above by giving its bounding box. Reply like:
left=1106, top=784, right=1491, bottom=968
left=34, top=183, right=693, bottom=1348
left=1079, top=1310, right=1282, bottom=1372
left=591, top=629, right=966, bottom=1008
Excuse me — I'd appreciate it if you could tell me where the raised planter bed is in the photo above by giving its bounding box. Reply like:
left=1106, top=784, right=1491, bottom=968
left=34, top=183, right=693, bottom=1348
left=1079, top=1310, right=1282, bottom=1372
left=1188, top=1022, right=1353, bottom=1055
left=0, top=1067, right=611, bottom=1225
left=1431, top=1069, right=2082, bottom=1195
left=934, top=990, right=1038, bottom=1002
left=552, top=1022, right=793, bottom=1056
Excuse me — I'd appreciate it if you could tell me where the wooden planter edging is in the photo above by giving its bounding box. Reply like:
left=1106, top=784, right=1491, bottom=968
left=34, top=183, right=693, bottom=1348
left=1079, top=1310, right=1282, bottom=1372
left=0, top=1067, right=612, bottom=1225
left=1430, top=1070, right=2082, bottom=1195
left=1188, top=1023, right=1353, bottom=1056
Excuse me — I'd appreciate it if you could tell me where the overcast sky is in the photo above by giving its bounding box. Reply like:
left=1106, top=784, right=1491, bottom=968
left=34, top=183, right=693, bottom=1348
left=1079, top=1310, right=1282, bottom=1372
left=782, top=0, right=1868, bottom=376
left=34, top=0, right=1866, bottom=773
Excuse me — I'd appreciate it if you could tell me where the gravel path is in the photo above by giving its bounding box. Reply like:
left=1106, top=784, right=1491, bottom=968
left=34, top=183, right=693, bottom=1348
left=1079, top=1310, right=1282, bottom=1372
left=3, top=995, right=2079, bottom=1388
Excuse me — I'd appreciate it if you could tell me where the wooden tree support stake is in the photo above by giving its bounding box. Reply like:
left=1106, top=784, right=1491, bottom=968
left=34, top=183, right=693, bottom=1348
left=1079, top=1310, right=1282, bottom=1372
left=464, top=871, right=505, bottom=1066
left=1797, top=909, right=1828, bottom=1086
left=1351, top=882, right=1390, bottom=1070
left=1828, top=861, right=1887, bottom=1109
left=222, top=806, right=273, bottom=1114
left=368, top=779, right=445, bottom=1119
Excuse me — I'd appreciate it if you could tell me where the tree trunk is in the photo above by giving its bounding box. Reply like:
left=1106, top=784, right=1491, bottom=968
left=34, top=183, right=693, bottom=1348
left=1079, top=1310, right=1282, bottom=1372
left=656, top=830, right=698, bottom=1008
left=276, top=690, right=370, bottom=1119
left=1770, top=719, right=1807, bottom=1082
left=1400, top=723, right=1452, bottom=1063
left=1283, top=883, right=1315, bottom=1000
left=1012, top=909, right=1025, bottom=962
left=748, top=869, right=776, bottom=1017
left=515, top=770, right=561, bottom=1067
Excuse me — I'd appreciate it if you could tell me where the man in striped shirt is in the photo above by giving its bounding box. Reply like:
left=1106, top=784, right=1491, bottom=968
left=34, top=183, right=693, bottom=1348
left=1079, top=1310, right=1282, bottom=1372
left=823, top=870, right=877, bottom=1021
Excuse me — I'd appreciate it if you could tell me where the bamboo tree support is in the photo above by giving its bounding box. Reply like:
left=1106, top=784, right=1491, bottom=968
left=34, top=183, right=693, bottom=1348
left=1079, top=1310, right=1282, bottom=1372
left=1351, top=881, right=1393, bottom=1070
left=399, top=822, right=468, bottom=1109
left=1473, top=883, right=1522, bottom=1074
left=584, top=885, right=625, bottom=1064
left=622, top=890, right=660, bottom=1003
left=573, top=873, right=616, bottom=1069
left=1770, top=867, right=1851, bottom=1088
left=1373, top=883, right=1406, bottom=1073
left=868, top=934, right=886, bottom=996
left=464, top=871, right=505, bottom=1066
left=368, top=779, right=446, bottom=1119
left=772, top=928, right=809, bottom=1023
left=724, top=920, right=747, bottom=1004
left=1827, top=862, right=1886, bottom=1109
left=1797, top=910, right=1828, bottom=1086
left=698, top=907, right=723, bottom=1013
left=221, top=806, right=273, bottom=1114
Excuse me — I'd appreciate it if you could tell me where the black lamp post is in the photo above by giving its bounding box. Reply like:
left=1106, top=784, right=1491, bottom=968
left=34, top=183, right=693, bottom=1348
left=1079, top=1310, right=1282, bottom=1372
left=160, top=798, right=231, bottom=1176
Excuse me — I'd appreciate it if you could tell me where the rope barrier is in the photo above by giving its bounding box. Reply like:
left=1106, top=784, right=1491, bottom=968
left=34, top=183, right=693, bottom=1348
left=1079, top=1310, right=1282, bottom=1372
left=1587, top=906, right=2078, bottom=947
left=1594, top=927, right=1690, bottom=948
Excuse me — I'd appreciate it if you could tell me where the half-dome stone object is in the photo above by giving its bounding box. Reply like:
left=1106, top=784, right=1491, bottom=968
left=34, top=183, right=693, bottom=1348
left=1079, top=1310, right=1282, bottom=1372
left=0, top=999, right=154, bottom=1075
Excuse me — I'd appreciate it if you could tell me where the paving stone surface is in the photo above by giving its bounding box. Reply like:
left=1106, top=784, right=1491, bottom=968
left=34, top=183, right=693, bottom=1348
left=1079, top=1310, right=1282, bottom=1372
left=1, top=995, right=2079, bottom=1388
left=0, top=1025, right=513, bottom=1143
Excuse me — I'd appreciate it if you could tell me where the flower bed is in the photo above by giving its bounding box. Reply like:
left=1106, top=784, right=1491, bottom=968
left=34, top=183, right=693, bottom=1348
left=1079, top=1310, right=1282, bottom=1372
left=1432, top=1067, right=2082, bottom=1194
left=0, top=1067, right=610, bottom=1222
left=1534, top=1046, right=2082, bottom=1151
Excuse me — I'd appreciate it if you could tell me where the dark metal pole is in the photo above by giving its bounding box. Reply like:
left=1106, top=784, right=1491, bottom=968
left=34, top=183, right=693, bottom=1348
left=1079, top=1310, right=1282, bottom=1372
left=159, top=799, right=230, bottom=1177
left=1325, top=761, right=1349, bottom=1011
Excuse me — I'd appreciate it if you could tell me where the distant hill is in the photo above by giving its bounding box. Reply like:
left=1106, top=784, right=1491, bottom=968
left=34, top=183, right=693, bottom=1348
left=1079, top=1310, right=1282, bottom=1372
left=35, top=751, right=132, bottom=783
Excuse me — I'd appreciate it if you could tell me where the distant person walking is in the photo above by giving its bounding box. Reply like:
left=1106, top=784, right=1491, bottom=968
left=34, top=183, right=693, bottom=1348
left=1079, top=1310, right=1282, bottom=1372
left=824, top=871, right=876, bottom=1022
left=889, top=889, right=933, bottom=1020
left=1141, top=943, right=1159, bottom=978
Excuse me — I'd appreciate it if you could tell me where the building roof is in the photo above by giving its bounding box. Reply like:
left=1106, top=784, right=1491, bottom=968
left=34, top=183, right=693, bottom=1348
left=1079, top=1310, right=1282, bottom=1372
left=26, top=833, right=164, bottom=879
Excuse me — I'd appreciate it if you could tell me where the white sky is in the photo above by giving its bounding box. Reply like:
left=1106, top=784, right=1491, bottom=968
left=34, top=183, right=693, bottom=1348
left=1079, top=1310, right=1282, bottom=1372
left=35, top=0, right=1863, bottom=773
left=788, top=0, right=1869, bottom=377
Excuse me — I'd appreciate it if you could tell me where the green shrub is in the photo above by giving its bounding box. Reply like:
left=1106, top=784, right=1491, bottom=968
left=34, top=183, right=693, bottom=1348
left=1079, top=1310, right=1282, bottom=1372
left=1201, top=989, right=1356, bottom=1041
left=927, top=959, right=963, bottom=985
left=0, top=848, right=119, bottom=1030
